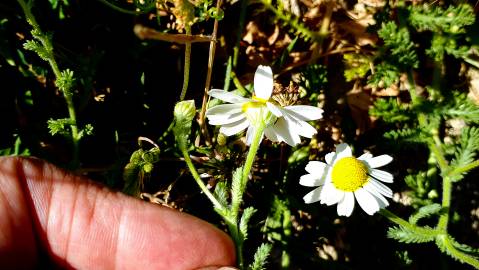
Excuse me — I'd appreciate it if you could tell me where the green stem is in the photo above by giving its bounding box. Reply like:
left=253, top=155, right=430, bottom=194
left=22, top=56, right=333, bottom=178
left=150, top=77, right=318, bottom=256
left=437, top=176, right=452, bottom=231
left=439, top=235, right=479, bottom=268
left=449, top=159, right=479, bottom=177
left=230, top=70, right=249, bottom=96
left=230, top=122, right=266, bottom=269
left=406, top=70, right=419, bottom=104
left=379, top=209, right=414, bottom=228
left=232, top=0, right=248, bottom=69
left=179, top=26, right=192, bottom=100
left=17, top=0, right=80, bottom=168
left=180, top=148, right=226, bottom=212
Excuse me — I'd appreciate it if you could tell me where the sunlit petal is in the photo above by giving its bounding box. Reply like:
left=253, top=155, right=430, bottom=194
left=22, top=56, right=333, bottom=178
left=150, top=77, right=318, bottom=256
left=219, top=118, right=249, bottom=136
left=284, top=105, right=323, bottom=121
left=354, top=188, right=380, bottom=215
left=208, top=89, right=250, bottom=104
left=253, top=65, right=274, bottom=100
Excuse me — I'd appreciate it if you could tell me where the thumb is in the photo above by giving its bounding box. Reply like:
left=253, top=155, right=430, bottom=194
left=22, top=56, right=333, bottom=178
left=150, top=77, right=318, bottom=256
left=0, top=156, right=236, bottom=269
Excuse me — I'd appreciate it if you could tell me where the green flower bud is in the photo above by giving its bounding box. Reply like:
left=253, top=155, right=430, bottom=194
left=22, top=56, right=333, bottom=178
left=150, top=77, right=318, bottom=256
left=174, top=100, right=196, bottom=123
left=217, top=133, right=227, bottom=146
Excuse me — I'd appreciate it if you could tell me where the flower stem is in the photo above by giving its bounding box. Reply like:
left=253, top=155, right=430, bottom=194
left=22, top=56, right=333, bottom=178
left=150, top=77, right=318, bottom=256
left=230, top=123, right=266, bottom=269
left=180, top=148, right=226, bottom=212
left=179, top=25, right=192, bottom=101
left=437, top=176, right=452, bottom=232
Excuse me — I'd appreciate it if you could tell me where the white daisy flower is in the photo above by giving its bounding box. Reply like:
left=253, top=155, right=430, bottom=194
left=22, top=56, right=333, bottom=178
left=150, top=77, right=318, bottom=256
left=205, top=65, right=323, bottom=146
left=300, top=143, right=394, bottom=216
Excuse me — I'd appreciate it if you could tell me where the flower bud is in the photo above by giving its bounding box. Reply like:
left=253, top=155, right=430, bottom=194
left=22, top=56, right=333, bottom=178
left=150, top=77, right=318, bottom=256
left=174, top=100, right=196, bottom=123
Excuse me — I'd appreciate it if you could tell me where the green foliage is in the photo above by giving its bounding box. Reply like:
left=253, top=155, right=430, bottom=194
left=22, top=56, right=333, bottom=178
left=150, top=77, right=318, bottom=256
left=249, top=243, right=272, bottom=270
left=0, top=136, right=30, bottom=156
left=427, top=34, right=470, bottom=62
left=378, top=22, right=419, bottom=70
left=370, top=98, right=411, bottom=123
left=299, top=64, right=327, bottom=102
left=123, top=147, right=160, bottom=196
left=261, top=0, right=323, bottom=42
left=343, top=53, right=370, bottom=82
left=387, top=225, right=436, bottom=244
left=231, top=166, right=245, bottom=211
left=435, top=235, right=479, bottom=266
left=55, top=69, right=75, bottom=95
left=264, top=196, right=291, bottom=243
left=449, top=127, right=479, bottom=182
left=383, top=127, right=428, bottom=143
left=240, top=207, right=257, bottom=241
left=47, top=118, right=74, bottom=136
left=408, top=203, right=442, bottom=225
left=23, top=40, right=50, bottom=61
left=441, top=93, right=479, bottom=123
left=214, top=181, right=229, bottom=207
left=408, top=4, right=474, bottom=34
left=404, top=170, right=439, bottom=207
left=368, top=63, right=400, bottom=88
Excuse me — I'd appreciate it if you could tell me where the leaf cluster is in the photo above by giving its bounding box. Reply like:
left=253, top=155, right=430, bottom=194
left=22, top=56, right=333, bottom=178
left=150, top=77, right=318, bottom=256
left=249, top=243, right=272, bottom=270
left=408, top=4, right=474, bottom=34
left=123, top=147, right=161, bottom=196
left=378, top=22, right=419, bottom=70
left=449, top=126, right=479, bottom=182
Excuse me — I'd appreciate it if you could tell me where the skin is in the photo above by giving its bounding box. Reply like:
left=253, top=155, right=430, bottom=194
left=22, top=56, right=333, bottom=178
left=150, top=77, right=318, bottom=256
left=0, top=156, right=236, bottom=269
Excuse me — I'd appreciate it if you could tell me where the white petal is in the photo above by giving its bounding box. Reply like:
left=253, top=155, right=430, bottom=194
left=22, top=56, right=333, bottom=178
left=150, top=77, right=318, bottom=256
left=325, top=152, right=335, bottom=164
left=299, top=174, right=324, bottom=187
left=270, top=117, right=301, bottom=146
left=219, top=119, right=249, bottom=136
left=284, top=105, right=323, bottom=121
left=264, top=126, right=281, bottom=142
left=362, top=182, right=389, bottom=208
left=208, top=112, right=246, bottom=125
left=320, top=183, right=344, bottom=206
left=370, top=169, right=394, bottom=183
left=209, top=89, right=250, bottom=104
left=337, top=192, right=355, bottom=216
left=364, top=154, right=393, bottom=168
left=303, top=186, right=324, bottom=204
left=253, top=65, right=273, bottom=100
left=282, top=112, right=317, bottom=140
left=305, top=161, right=327, bottom=175
left=354, top=188, right=380, bottom=215
left=295, top=120, right=317, bottom=138
left=245, top=126, right=255, bottom=145
left=368, top=179, right=393, bottom=198
left=358, top=152, right=373, bottom=160
left=206, top=103, right=243, bottom=116
left=335, top=143, right=352, bottom=160
left=245, top=126, right=263, bottom=145
left=266, top=102, right=283, bottom=117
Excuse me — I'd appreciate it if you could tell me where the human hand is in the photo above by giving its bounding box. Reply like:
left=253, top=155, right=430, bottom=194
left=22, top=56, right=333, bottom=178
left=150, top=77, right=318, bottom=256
left=0, top=157, right=235, bottom=269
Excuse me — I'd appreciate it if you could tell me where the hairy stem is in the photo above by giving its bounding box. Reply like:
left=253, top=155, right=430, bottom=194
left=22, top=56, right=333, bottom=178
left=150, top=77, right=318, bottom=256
left=17, top=0, right=80, bottom=168
left=179, top=26, right=192, bottom=100
left=180, top=148, right=226, bottom=212
left=231, top=122, right=266, bottom=269
left=449, top=159, right=479, bottom=176
left=438, top=235, right=479, bottom=268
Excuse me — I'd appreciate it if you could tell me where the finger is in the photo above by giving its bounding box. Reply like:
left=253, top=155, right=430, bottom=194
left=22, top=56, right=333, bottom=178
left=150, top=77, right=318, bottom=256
left=0, top=157, right=235, bottom=269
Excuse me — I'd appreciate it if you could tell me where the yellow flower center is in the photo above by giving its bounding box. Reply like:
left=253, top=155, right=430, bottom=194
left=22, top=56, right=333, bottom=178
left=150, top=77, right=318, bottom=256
left=331, top=157, right=369, bottom=192
left=241, top=96, right=274, bottom=127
